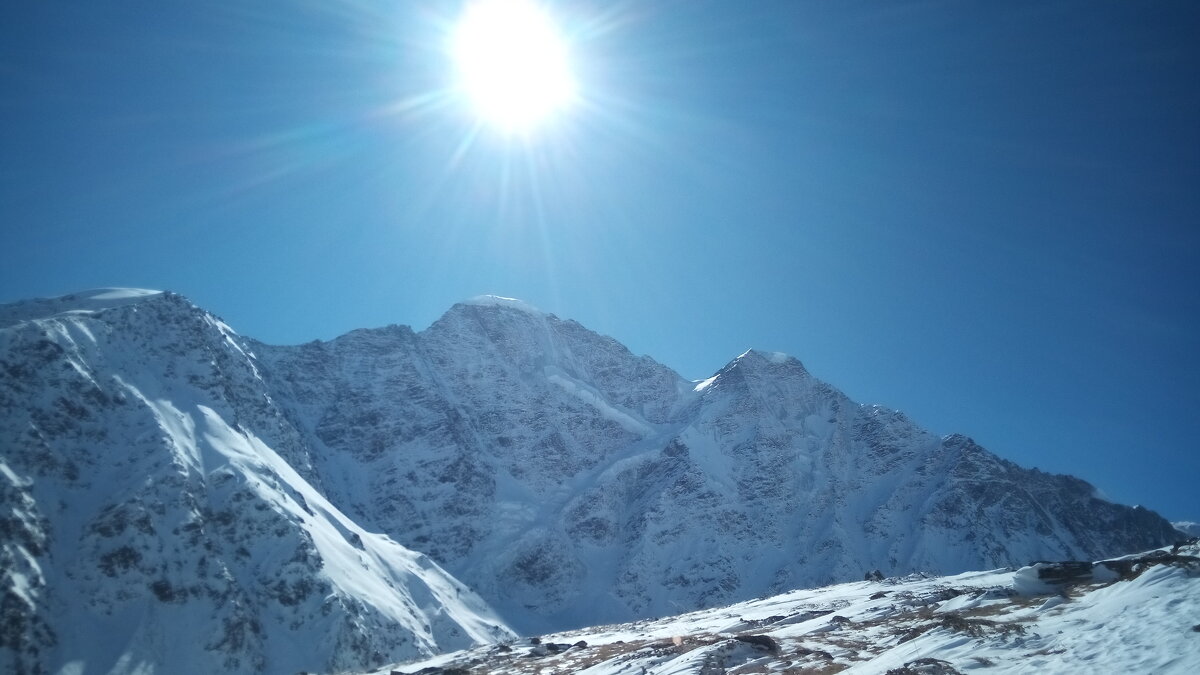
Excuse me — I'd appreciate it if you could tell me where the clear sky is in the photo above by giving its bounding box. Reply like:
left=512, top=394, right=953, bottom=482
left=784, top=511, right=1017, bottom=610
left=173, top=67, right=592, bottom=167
left=2, top=1, right=1197, bottom=522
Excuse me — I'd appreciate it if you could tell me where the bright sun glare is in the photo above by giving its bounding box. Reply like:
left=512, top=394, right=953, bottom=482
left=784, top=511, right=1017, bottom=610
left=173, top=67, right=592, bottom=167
left=452, top=0, right=577, bottom=133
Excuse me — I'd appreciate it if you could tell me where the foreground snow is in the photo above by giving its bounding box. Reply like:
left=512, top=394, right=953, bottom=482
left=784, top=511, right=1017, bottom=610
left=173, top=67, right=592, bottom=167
left=376, top=541, right=1200, bottom=675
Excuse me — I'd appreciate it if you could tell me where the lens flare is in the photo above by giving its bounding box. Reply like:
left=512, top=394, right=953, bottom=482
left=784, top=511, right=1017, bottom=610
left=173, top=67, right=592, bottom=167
left=451, top=0, right=577, bottom=133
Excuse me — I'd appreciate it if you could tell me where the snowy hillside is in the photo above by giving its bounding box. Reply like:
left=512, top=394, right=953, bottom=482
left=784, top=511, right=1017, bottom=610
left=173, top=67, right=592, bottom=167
left=0, top=290, right=512, bottom=675
left=376, top=540, right=1200, bottom=675
left=254, top=297, right=1180, bottom=633
left=0, top=289, right=1185, bottom=673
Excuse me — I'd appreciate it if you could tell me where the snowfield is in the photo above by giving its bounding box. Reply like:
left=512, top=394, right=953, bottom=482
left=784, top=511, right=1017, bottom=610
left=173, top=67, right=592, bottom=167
left=377, top=541, right=1200, bottom=675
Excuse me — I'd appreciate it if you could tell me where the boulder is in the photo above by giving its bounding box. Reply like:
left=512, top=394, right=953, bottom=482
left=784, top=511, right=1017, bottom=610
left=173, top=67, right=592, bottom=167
left=733, top=634, right=779, bottom=654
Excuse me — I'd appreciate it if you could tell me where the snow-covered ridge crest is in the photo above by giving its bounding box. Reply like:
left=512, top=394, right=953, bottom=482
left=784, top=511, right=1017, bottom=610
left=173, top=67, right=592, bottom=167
left=0, top=287, right=164, bottom=328
left=460, top=294, right=544, bottom=315
left=725, top=347, right=808, bottom=374
left=76, top=287, right=162, bottom=301
left=737, top=347, right=793, bottom=364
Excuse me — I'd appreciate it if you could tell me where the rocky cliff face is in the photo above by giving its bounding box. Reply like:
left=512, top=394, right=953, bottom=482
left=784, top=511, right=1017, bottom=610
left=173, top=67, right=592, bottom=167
left=0, top=290, right=1182, bottom=674
left=253, top=296, right=1181, bottom=633
left=0, top=290, right=512, bottom=675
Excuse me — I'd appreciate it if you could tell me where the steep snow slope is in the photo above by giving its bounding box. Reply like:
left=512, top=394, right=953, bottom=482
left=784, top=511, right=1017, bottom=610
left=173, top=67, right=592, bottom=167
left=0, top=290, right=512, bottom=675
left=376, top=541, right=1200, bottom=675
left=254, top=298, right=1181, bottom=634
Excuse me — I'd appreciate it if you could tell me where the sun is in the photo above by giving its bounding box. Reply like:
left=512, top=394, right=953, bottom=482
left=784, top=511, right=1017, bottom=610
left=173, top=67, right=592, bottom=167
left=451, top=0, right=577, bottom=133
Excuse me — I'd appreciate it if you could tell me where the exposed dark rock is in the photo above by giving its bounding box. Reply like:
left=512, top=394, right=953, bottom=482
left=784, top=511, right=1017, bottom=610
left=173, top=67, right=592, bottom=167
left=733, top=633, right=779, bottom=653
left=898, top=626, right=928, bottom=644
left=149, top=579, right=182, bottom=603
left=938, top=613, right=1025, bottom=638
left=1021, top=549, right=1200, bottom=593
left=97, top=545, right=142, bottom=576
left=865, top=569, right=885, bottom=582
left=793, top=645, right=834, bottom=660
left=886, top=657, right=964, bottom=674
left=1033, top=561, right=1093, bottom=584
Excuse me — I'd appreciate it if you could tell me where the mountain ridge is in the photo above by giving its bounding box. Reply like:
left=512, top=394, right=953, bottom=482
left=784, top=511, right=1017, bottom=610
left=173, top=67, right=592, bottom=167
left=249, top=291, right=1180, bottom=631
left=0, top=288, right=1186, bottom=673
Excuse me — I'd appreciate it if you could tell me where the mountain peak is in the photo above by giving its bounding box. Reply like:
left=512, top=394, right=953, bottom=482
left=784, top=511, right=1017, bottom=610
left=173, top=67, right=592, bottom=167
left=737, top=348, right=797, bottom=365
left=716, top=347, right=809, bottom=377
left=73, top=287, right=163, bottom=300
left=460, top=295, right=544, bottom=315
left=0, top=287, right=166, bottom=328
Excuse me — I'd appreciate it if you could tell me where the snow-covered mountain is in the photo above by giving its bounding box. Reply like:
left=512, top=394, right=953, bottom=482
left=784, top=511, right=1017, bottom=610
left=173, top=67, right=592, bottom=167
left=0, top=290, right=512, bottom=675
left=376, top=540, right=1200, bottom=675
left=0, top=289, right=1184, bottom=673
left=252, top=295, right=1179, bottom=633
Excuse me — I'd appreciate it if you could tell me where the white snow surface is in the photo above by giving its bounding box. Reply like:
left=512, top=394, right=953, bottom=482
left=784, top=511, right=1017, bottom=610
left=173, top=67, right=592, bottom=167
left=375, top=542, right=1200, bottom=675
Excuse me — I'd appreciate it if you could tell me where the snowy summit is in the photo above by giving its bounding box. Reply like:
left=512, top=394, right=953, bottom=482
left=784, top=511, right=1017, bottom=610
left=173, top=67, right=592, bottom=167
left=461, top=294, right=544, bottom=315
left=0, top=287, right=163, bottom=327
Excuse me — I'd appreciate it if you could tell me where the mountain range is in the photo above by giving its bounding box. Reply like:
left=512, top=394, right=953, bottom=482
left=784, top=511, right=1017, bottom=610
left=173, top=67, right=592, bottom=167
left=0, top=289, right=1184, bottom=674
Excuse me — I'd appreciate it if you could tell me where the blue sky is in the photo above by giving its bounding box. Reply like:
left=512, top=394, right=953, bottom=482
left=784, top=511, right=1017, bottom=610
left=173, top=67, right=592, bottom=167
left=2, top=1, right=1197, bottom=521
